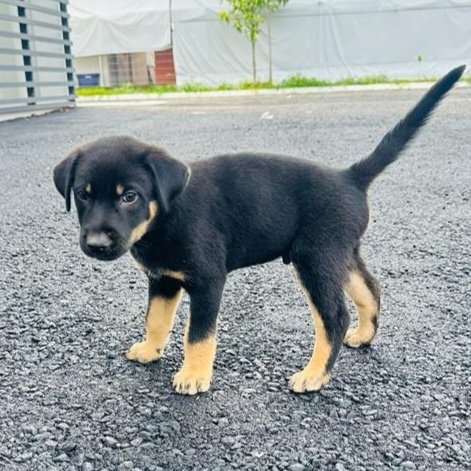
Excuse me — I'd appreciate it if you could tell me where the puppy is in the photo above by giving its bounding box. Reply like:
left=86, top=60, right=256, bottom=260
left=54, top=66, right=464, bottom=395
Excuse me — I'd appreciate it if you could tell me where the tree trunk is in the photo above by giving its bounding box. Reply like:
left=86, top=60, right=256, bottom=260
left=251, top=39, right=257, bottom=82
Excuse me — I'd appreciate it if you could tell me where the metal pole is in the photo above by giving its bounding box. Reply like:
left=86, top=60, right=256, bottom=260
left=59, top=0, right=75, bottom=103
left=169, top=0, right=173, bottom=47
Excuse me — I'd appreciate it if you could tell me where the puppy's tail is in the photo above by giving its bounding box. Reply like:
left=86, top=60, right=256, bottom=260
left=349, top=65, right=465, bottom=191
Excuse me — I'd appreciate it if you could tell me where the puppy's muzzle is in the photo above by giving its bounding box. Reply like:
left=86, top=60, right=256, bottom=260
left=86, top=231, right=112, bottom=250
left=81, top=230, right=122, bottom=260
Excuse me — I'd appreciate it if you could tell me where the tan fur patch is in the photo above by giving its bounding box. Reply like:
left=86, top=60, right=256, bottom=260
left=304, top=293, right=332, bottom=374
left=146, top=291, right=183, bottom=351
left=162, top=270, right=186, bottom=282
left=134, top=262, right=186, bottom=282
left=116, top=184, right=124, bottom=196
left=134, top=260, right=147, bottom=272
left=85, top=183, right=92, bottom=194
left=173, top=331, right=216, bottom=395
left=126, top=289, right=183, bottom=363
left=344, top=271, right=378, bottom=347
left=127, top=201, right=158, bottom=247
left=290, top=276, right=332, bottom=392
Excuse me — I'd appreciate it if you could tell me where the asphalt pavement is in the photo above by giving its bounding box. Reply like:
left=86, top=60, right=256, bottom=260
left=0, top=87, right=470, bottom=470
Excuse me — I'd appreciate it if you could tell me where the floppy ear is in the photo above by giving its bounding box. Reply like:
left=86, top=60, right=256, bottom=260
left=53, top=149, right=80, bottom=212
left=145, top=148, right=191, bottom=213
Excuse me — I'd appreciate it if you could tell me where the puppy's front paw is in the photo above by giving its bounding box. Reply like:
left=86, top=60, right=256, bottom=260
left=126, top=341, right=162, bottom=364
left=289, top=369, right=330, bottom=393
left=172, top=368, right=212, bottom=395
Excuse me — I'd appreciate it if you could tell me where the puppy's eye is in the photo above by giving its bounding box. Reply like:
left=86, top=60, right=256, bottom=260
left=122, top=191, right=138, bottom=205
left=76, top=189, right=88, bottom=201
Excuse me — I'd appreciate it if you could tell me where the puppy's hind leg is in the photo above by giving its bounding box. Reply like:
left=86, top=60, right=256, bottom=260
left=344, top=251, right=381, bottom=348
left=290, top=250, right=350, bottom=393
left=127, top=276, right=183, bottom=363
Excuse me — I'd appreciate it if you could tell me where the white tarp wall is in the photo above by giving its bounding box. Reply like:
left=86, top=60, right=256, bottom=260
left=68, top=0, right=471, bottom=85
left=69, top=0, right=171, bottom=86
left=68, top=0, right=170, bottom=56
left=173, top=0, right=471, bottom=84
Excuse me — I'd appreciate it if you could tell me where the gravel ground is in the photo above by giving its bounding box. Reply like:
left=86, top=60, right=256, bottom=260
left=0, top=88, right=470, bottom=471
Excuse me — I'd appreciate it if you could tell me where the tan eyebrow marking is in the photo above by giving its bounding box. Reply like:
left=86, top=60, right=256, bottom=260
left=85, top=183, right=92, bottom=194
left=116, top=184, right=124, bottom=196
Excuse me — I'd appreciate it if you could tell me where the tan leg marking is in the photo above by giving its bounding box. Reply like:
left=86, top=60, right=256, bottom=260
left=290, top=285, right=332, bottom=393
left=127, top=201, right=158, bottom=247
left=127, top=289, right=183, bottom=363
left=173, top=330, right=216, bottom=395
left=344, top=271, right=379, bottom=348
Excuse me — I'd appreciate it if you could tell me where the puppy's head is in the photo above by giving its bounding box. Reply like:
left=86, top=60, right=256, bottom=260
left=53, top=136, right=190, bottom=261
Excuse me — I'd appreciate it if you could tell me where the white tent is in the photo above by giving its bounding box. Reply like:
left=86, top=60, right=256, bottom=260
left=69, top=0, right=471, bottom=85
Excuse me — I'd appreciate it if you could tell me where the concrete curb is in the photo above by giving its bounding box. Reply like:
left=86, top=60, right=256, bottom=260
left=0, top=108, right=59, bottom=123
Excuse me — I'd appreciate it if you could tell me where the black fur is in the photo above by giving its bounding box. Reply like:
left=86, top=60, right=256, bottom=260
left=148, top=276, right=182, bottom=302
left=144, top=148, right=191, bottom=213
left=53, top=149, right=80, bottom=212
left=53, top=66, right=464, bottom=393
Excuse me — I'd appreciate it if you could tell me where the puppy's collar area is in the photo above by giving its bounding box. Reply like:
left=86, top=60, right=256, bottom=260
left=133, top=257, right=186, bottom=282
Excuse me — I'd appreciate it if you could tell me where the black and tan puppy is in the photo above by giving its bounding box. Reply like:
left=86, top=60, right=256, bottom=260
left=54, top=66, right=464, bottom=395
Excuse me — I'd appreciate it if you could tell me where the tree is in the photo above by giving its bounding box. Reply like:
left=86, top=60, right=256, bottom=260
left=219, top=0, right=289, bottom=83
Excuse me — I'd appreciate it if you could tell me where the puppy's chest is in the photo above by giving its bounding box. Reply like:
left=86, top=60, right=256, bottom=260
left=130, top=243, right=187, bottom=281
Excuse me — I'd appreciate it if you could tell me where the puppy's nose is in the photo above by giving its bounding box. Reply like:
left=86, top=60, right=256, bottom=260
left=85, top=231, right=112, bottom=250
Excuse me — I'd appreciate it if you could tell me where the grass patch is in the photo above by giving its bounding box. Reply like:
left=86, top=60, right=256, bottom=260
left=279, top=75, right=331, bottom=87
left=180, top=82, right=213, bottom=92
left=240, top=80, right=274, bottom=89
left=76, top=73, right=467, bottom=97
left=76, top=83, right=178, bottom=96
